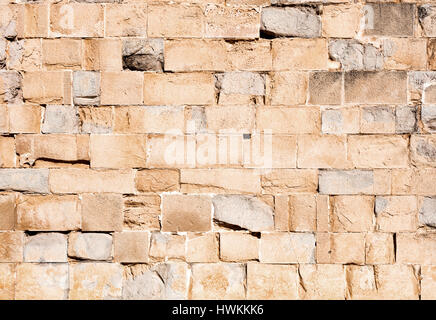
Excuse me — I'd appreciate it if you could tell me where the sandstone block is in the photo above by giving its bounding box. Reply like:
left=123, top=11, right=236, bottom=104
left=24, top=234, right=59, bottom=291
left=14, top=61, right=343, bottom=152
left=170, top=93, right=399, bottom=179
left=262, top=169, right=318, bottom=194
left=419, top=196, right=436, bottom=228
left=247, top=263, right=298, bottom=300
left=72, top=71, right=100, bottom=105
left=17, top=195, right=80, bottom=231
left=15, top=263, right=68, bottom=300
left=114, top=106, right=184, bottom=134
left=0, top=231, right=24, bottom=262
left=0, top=169, right=49, bottom=193
left=148, top=3, right=203, bottom=38
left=42, top=105, right=79, bottom=133
left=260, top=232, right=315, bottom=263
left=0, top=71, right=22, bottom=104
left=100, top=72, right=143, bottom=105
left=322, top=4, right=361, bottom=38
left=213, top=195, right=274, bottom=232
left=205, top=4, right=260, bottom=39
left=421, top=266, right=436, bottom=300
left=23, top=71, right=70, bottom=104
left=298, top=264, right=345, bottom=300
left=122, top=39, right=163, bottom=72
left=317, top=232, right=365, bottom=265
left=383, top=38, right=426, bottom=70
left=50, top=3, right=104, bottom=37
left=6, top=105, right=41, bottom=134
left=348, top=135, right=409, bottom=168
left=135, top=169, right=179, bottom=193
left=419, top=5, right=436, bottom=37
left=272, top=38, right=328, bottom=71
left=329, top=40, right=383, bottom=71
left=360, top=106, right=395, bottom=134
left=330, top=196, right=374, bottom=232
left=220, top=233, right=259, bottom=261
left=68, top=232, right=112, bottom=261
left=24, top=233, right=67, bottom=263
left=421, top=105, right=436, bottom=133
left=123, top=195, right=161, bottom=231
left=261, top=6, right=320, bottom=38
left=181, top=169, right=261, bottom=194
left=0, top=137, right=15, bottom=168
left=90, top=135, right=146, bottom=169
left=319, top=170, right=374, bottom=195
left=162, top=195, right=211, bottom=232
left=81, top=193, right=123, bottom=231
left=321, top=107, right=360, bottom=134
left=42, top=39, right=82, bottom=70
left=375, top=196, right=418, bottom=232
left=309, top=72, right=342, bottom=105
left=187, top=233, right=219, bottom=263
left=106, top=3, right=146, bottom=37
left=69, top=263, right=122, bottom=300
left=0, top=263, right=14, bottom=299
left=50, top=169, right=135, bottom=194
left=365, top=232, right=395, bottom=265
left=190, top=263, right=245, bottom=299
left=268, top=72, right=308, bottom=106
left=164, top=40, right=228, bottom=72
left=83, top=39, right=122, bottom=71
left=0, top=193, right=15, bottom=230
left=79, top=107, right=113, bottom=134
left=346, top=265, right=419, bottom=300
left=150, top=233, right=185, bottom=261
left=288, top=195, right=316, bottom=232
left=257, top=107, right=319, bottom=134
left=297, top=135, right=348, bottom=169
left=411, top=135, right=436, bottom=167
left=16, top=134, right=89, bottom=166
left=346, top=72, right=407, bottom=104
left=17, top=4, right=48, bottom=38
left=7, top=39, right=42, bottom=71
left=365, top=3, right=414, bottom=37
left=396, top=232, right=436, bottom=264
left=144, top=73, right=215, bottom=105
left=114, top=231, right=149, bottom=263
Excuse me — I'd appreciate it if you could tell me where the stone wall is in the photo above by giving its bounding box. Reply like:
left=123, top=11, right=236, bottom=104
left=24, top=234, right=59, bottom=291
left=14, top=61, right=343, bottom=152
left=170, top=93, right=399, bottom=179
left=0, top=0, right=435, bottom=300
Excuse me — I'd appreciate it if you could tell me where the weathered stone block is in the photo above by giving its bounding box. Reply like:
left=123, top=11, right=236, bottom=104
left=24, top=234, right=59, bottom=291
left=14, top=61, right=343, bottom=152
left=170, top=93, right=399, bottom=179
left=375, top=196, right=418, bottom=232
left=247, top=263, right=298, bottom=300
left=213, top=195, right=274, bottom=232
left=220, top=233, right=259, bottom=262
left=0, top=169, right=49, bottom=193
left=122, top=39, right=163, bottom=72
left=162, top=195, right=212, bottom=232
left=17, top=195, right=80, bottom=231
left=260, top=232, right=315, bottom=263
left=15, top=263, right=68, bottom=300
left=68, top=232, right=112, bottom=261
left=72, top=71, right=100, bottom=105
left=42, top=105, right=79, bottom=133
left=81, top=193, right=123, bottom=231
left=190, top=263, right=245, bottom=299
left=24, top=233, right=67, bottom=262
left=261, top=6, right=320, bottom=38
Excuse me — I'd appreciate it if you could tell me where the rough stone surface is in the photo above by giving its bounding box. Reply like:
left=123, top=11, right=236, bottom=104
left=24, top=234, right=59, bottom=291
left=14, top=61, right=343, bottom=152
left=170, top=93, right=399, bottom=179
left=261, top=7, right=321, bottom=38
left=42, top=105, right=79, bottom=133
left=419, top=196, right=436, bottom=228
left=68, top=233, right=112, bottom=261
left=213, top=195, right=274, bottom=232
left=329, top=40, right=383, bottom=71
left=73, top=71, right=100, bottom=105
left=24, top=233, right=67, bottom=262
left=190, top=263, right=245, bottom=299
left=123, top=39, right=163, bottom=72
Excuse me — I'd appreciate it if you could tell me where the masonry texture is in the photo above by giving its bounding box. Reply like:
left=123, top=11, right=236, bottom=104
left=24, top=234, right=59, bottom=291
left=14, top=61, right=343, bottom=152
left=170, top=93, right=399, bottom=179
left=0, top=0, right=435, bottom=301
